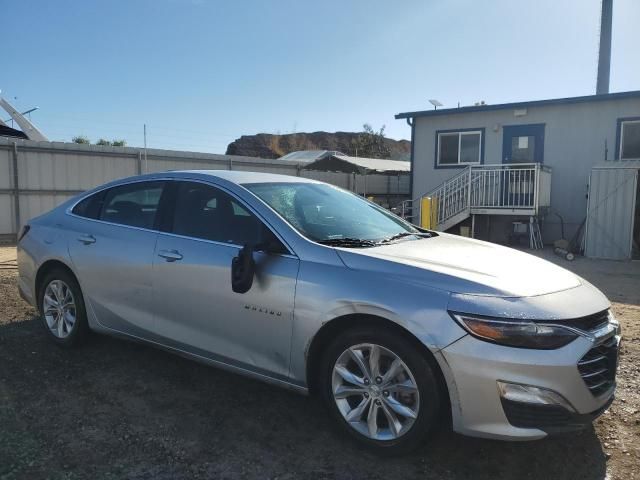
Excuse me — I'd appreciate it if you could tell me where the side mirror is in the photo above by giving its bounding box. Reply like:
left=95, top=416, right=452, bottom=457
left=231, top=244, right=255, bottom=294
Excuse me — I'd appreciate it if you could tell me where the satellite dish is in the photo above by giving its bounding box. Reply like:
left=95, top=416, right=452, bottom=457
left=428, top=99, right=443, bottom=110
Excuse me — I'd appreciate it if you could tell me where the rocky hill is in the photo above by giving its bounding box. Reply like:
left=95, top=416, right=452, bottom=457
left=225, top=131, right=411, bottom=160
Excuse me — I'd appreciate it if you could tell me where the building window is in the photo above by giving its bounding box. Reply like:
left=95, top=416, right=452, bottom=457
left=436, top=130, right=483, bottom=166
left=619, top=119, right=640, bottom=160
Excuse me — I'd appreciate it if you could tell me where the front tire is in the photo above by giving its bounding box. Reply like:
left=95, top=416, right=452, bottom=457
left=38, top=268, right=89, bottom=348
left=319, top=326, right=442, bottom=454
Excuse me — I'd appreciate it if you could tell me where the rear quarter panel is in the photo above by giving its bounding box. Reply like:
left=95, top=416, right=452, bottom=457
left=17, top=210, right=76, bottom=308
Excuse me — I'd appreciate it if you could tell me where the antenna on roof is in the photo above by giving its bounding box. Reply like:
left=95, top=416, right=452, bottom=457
left=428, top=99, right=443, bottom=110
left=3, top=107, right=38, bottom=125
left=0, top=95, right=48, bottom=141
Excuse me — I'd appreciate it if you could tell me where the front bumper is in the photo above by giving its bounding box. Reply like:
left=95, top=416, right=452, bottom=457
left=437, top=332, right=619, bottom=440
left=500, top=394, right=614, bottom=434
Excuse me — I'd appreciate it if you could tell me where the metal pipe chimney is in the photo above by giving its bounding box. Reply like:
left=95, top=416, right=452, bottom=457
left=596, top=0, right=613, bottom=95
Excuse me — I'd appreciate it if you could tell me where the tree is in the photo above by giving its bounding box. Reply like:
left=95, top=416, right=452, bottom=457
left=72, top=135, right=90, bottom=144
left=71, top=137, right=127, bottom=147
left=350, top=124, right=390, bottom=158
left=269, top=133, right=285, bottom=157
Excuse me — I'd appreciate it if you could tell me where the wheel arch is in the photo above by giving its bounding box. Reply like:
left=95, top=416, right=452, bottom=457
left=305, top=313, right=451, bottom=415
left=34, top=259, right=79, bottom=308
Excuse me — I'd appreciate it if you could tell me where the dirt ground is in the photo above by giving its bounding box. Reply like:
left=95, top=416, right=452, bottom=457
left=0, top=246, right=638, bottom=480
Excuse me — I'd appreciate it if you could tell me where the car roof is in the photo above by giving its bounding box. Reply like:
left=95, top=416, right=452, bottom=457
left=169, top=170, right=322, bottom=185
left=71, top=170, right=325, bottom=203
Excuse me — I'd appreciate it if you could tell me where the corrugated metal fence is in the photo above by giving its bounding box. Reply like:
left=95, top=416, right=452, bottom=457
left=584, top=163, right=639, bottom=260
left=0, top=138, right=410, bottom=240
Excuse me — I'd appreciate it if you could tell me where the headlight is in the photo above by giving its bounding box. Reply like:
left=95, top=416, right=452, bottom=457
left=608, top=310, right=621, bottom=335
left=450, top=312, right=579, bottom=349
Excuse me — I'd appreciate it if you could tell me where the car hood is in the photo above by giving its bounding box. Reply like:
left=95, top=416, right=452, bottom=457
left=335, top=233, right=582, bottom=297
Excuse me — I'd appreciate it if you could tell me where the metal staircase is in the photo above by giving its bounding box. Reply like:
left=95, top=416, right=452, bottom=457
left=401, top=163, right=551, bottom=232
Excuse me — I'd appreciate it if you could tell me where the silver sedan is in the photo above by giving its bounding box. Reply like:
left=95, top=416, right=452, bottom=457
left=17, top=170, right=620, bottom=454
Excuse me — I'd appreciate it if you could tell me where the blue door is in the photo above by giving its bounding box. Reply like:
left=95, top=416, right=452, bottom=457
left=501, top=124, right=545, bottom=206
left=502, top=124, right=545, bottom=164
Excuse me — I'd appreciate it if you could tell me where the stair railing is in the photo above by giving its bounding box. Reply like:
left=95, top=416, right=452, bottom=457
left=406, top=163, right=550, bottom=230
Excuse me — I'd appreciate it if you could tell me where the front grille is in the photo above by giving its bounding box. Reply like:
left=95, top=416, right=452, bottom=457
left=566, top=310, right=610, bottom=332
left=578, top=335, right=619, bottom=397
left=544, top=310, right=609, bottom=332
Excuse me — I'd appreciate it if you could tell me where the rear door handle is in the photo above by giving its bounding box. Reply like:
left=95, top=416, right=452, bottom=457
left=77, top=234, right=96, bottom=245
left=158, top=249, right=183, bottom=262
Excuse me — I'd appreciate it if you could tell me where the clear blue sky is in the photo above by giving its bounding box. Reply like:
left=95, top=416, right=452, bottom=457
left=3, top=0, right=639, bottom=153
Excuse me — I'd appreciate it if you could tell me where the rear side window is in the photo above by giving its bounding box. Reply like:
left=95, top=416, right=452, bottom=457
left=99, top=181, right=165, bottom=229
left=171, top=181, right=265, bottom=245
left=72, top=190, right=106, bottom=219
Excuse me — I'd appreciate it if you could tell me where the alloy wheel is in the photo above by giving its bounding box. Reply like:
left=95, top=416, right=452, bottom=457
left=331, top=343, right=420, bottom=441
left=43, top=280, right=77, bottom=339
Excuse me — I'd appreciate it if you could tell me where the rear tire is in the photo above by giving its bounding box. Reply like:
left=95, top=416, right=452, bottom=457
left=319, top=325, right=442, bottom=455
left=38, top=268, right=89, bottom=348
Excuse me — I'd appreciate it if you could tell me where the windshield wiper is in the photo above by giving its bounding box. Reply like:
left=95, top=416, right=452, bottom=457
left=378, top=231, right=432, bottom=244
left=318, top=237, right=377, bottom=248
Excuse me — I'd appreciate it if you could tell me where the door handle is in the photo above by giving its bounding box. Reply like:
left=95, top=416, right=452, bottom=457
left=77, top=234, right=96, bottom=245
left=158, top=249, right=183, bottom=262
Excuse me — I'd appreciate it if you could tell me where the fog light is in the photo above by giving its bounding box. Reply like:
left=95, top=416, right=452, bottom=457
left=497, top=381, right=576, bottom=412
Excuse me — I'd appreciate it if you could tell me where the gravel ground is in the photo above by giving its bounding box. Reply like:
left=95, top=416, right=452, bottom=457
left=0, top=246, right=638, bottom=480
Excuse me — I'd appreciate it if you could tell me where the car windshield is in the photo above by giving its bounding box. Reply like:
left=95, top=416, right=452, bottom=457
left=243, top=182, right=420, bottom=245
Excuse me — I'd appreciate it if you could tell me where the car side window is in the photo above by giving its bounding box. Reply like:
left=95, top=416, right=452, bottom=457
left=72, top=190, right=106, bottom=219
left=99, top=181, right=165, bottom=229
left=171, top=181, right=272, bottom=247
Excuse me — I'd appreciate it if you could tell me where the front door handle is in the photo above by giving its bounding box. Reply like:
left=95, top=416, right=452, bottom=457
left=77, top=234, right=96, bottom=245
left=158, top=249, right=183, bottom=262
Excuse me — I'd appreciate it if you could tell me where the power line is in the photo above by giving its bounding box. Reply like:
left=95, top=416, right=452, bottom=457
left=38, top=113, right=239, bottom=137
left=43, top=127, right=234, bottom=144
left=43, top=131, right=232, bottom=153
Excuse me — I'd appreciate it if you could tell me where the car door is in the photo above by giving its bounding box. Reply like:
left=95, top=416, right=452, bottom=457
left=151, top=180, right=299, bottom=379
left=67, top=180, right=166, bottom=336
